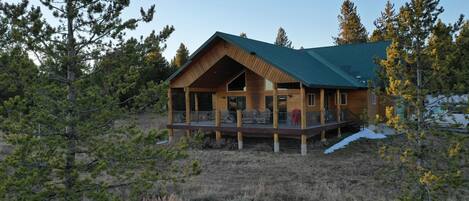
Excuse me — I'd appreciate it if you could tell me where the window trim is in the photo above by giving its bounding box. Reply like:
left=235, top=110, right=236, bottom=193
left=371, top=92, right=377, bottom=105
left=307, top=93, right=316, bottom=106
left=226, top=71, right=246, bottom=92
left=340, top=93, right=348, bottom=105
left=265, top=79, right=273, bottom=91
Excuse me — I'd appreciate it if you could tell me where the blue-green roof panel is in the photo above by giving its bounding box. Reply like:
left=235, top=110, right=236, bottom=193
left=168, top=32, right=389, bottom=89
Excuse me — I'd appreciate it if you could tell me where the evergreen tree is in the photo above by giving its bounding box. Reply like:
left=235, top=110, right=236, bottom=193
left=170, top=43, right=190, bottom=68
left=0, top=48, right=38, bottom=104
left=370, top=0, right=397, bottom=42
left=378, top=0, right=467, bottom=199
left=239, top=32, right=247, bottom=38
left=452, top=20, right=469, bottom=93
left=334, top=0, right=368, bottom=45
left=0, top=1, right=198, bottom=200
left=274, top=27, right=293, bottom=48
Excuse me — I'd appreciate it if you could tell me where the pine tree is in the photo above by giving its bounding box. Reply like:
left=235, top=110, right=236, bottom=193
left=170, top=43, right=190, bottom=68
left=274, top=27, right=293, bottom=48
left=378, top=0, right=468, bottom=199
left=0, top=1, right=198, bottom=200
left=334, top=0, right=368, bottom=45
left=0, top=47, right=38, bottom=103
left=452, top=20, right=469, bottom=93
left=239, top=32, right=247, bottom=38
left=370, top=0, right=397, bottom=42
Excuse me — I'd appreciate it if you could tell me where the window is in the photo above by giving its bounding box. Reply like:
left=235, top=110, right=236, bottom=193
left=307, top=93, right=315, bottom=106
left=340, top=93, right=348, bottom=105
left=265, top=79, right=273, bottom=91
left=227, top=71, right=246, bottom=91
left=371, top=93, right=377, bottom=105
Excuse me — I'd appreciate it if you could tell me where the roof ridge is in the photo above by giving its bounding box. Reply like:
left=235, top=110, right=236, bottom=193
left=305, top=49, right=362, bottom=87
left=215, top=31, right=302, bottom=52
left=302, top=40, right=391, bottom=50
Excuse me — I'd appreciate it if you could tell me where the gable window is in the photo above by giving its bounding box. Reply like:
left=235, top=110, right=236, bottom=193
left=265, top=79, right=273, bottom=91
left=371, top=92, right=377, bottom=105
left=227, top=71, right=246, bottom=92
left=307, top=93, right=315, bottom=106
left=340, top=93, right=348, bottom=105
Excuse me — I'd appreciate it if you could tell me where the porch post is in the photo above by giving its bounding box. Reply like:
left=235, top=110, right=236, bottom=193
left=237, top=110, right=243, bottom=150
left=273, top=83, right=279, bottom=153
left=194, top=93, right=199, bottom=122
left=184, top=87, right=191, bottom=136
left=320, top=88, right=326, bottom=142
left=167, top=88, right=174, bottom=143
left=301, top=134, right=307, bottom=156
left=300, top=83, right=307, bottom=155
left=336, top=89, right=341, bottom=137
left=214, top=93, right=222, bottom=144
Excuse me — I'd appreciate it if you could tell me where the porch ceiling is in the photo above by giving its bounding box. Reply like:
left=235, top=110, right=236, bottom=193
left=191, top=56, right=244, bottom=88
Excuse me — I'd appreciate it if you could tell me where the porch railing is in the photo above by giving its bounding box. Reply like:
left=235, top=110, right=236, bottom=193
left=221, top=110, right=237, bottom=124
left=278, top=112, right=301, bottom=128
left=172, top=111, right=186, bottom=123
left=190, top=110, right=215, bottom=125
left=325, top=109, right=338, bottom=123
left=306, top=111, right=321, bottom=127
left=241, top=110, right=273, bottom=126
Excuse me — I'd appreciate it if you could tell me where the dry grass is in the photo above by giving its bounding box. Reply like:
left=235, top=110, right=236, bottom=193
left=0, top=114, right=402, bottom=201
left=168, top=134, right=400, bottom=201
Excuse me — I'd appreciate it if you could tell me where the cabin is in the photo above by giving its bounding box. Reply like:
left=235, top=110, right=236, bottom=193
left=166, top=32, right=389, bottom=155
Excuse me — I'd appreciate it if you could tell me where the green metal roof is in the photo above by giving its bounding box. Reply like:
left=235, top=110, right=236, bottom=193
left=168, top=32, right=390, bottom=89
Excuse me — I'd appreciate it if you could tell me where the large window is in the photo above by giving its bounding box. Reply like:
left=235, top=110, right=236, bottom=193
left=307, top=93, right=316, bottom=106
left=227, top=72, right=246, bottom=91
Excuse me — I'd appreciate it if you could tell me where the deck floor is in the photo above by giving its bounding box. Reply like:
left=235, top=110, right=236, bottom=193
left=169, top=120, right=357, bottom=139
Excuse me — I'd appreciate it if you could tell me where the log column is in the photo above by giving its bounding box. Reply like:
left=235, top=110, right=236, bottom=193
left=194, top=93, right=199, bottom=122
left=214, top=93, right=222, bottom=144
left=336, top=89, right=342, bottom=137
left=167, top=88, right=174, bottom=143
left=320, top=88, right=326, bottom=142
left=300, top=84, right=307, bottom=155
left=237, top=110, right=243, bottom=150
left=273, top=83, right=279, bottom=153
left=184, top=87, right=191, bottom=136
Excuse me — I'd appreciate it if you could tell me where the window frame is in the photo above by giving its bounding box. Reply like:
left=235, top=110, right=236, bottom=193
left=340, top=93, right=348, bottom=105
left=371, top=92, right=377, bottom=105
left=226, top=71, right=246, bottom=92
left=307, top=93, right=316, bottom=106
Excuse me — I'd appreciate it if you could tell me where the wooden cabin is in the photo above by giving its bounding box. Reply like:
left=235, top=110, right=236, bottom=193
left=166, top=32, right=389, bottom=155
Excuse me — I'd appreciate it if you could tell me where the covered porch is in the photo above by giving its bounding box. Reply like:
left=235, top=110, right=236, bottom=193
left=167, top=57, right=362, bottom=155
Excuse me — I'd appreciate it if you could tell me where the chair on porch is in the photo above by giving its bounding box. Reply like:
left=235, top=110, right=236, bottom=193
left=222, top=111, right=235, bottom=123
left=242, top=110, right=255, bottom=124
left=255, top=109, right=271, bottom=124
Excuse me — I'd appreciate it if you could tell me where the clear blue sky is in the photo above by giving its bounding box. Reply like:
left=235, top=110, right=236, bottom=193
left=9, top=0, right=469, bottom=59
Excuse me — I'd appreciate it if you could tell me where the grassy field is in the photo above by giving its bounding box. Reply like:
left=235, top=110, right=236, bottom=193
left=170, top=134, right=399, bottom=201
left=0, top=113, right=401, bottom=201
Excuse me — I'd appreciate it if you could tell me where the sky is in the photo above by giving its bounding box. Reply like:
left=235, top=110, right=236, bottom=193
left=6, top=0, right=469, bottom=59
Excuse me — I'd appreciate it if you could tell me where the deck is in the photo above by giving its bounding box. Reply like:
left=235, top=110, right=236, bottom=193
left=167, top=120, right=358, bottom=139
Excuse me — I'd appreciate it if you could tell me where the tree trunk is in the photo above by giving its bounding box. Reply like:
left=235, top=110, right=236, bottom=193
left=65, top=0, right=77, bottom=199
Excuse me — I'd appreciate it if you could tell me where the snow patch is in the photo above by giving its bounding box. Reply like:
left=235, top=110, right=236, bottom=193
left=324, top=128, right=387, bottom=154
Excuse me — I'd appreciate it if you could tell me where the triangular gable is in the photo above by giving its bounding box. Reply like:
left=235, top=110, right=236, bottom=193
left=169, top=38, right=297, bottom=88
